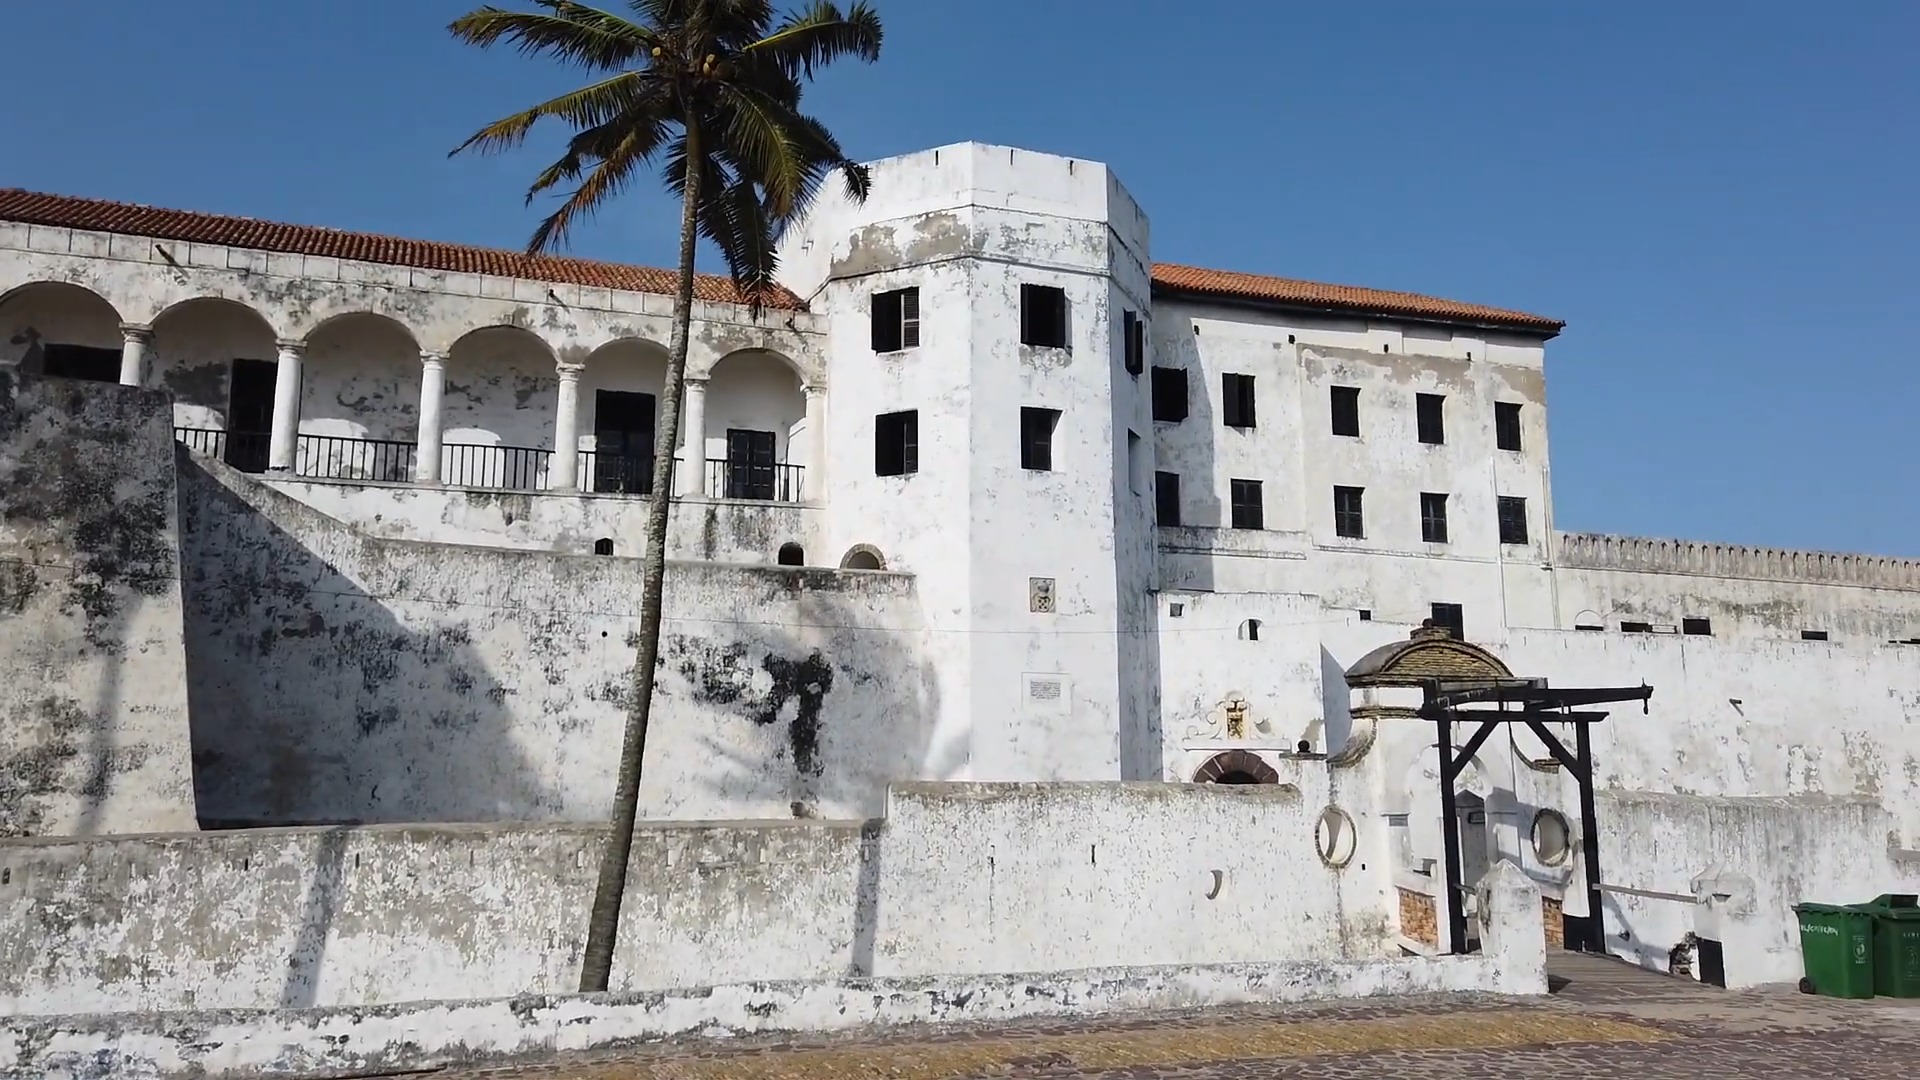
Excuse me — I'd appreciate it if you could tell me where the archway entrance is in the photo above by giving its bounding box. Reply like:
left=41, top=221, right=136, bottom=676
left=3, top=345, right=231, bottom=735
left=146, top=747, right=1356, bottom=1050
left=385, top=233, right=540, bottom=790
left=1193, top=750, right=1279, bottom=785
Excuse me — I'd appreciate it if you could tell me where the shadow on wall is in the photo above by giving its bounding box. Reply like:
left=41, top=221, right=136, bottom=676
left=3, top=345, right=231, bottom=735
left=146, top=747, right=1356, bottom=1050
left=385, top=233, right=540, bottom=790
left=176, top=449, right=555, bottom=827
left=1156, top=315, right=1221, bottom=594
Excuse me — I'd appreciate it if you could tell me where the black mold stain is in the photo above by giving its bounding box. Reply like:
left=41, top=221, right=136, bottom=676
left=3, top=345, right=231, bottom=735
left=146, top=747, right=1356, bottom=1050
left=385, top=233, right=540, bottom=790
left=0, top=694, right=150, bottom=837
left=159, top=361, right=227, bottom=409
left=672, top=636, right=834, bottom=777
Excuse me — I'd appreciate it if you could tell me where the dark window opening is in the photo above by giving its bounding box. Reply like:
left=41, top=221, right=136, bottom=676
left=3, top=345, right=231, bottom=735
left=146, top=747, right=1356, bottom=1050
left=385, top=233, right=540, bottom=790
left=1431, top=603, right=1465, bottom=640
left=1575, top=622, right=1605, bottom=632
left=1331, top=385, right=1361, bottom=437
left=1222, top=373, right=1257, bottom=428
left=871, top=286, right=920, bottom=352
left=1334, top=485, right=1365, bottom=539
left=725, top=428, right=777, bottom=500
left=1123, top=310, right=1144, bottom=375
left=1020, top=407, right=1060, bottom=471
left=1683, top=616, right=1713, bottom=636
left=1495, top=401, right=1523, bottom=452
left=1230, top=478, right=1263, bottom=530
left=1497, top=496, right=1529, bottom=545
left=593, top=389, right=657, bottom=495
left=1621, top=621, right=1654, bottom=634
left=1155, top=471, right=1181, bottom=526
left=226, top=357, right=278, bottom=473
left=1214, top=770, right=1262, bottom=785
left=1151, top=366, right=1188, bottom=422
left=1421, top=492, right=1450, bottom=544
left=1020, top=284, right=1068, bottom=348
left=875, top=410, right=919, bottom=476
left=777, top=542, right=805, bottom=566
left=592, top=538, right=614, bottom=555
left=1241, top=618, right=1261, bottom=641
left=1358, top=608, right=1373, bottom=622
left=1801, top=630, right=1829, bottom=641
left=41, top=343, right=121, bottom=383
left=1416, top=392, right=1446, bottom=445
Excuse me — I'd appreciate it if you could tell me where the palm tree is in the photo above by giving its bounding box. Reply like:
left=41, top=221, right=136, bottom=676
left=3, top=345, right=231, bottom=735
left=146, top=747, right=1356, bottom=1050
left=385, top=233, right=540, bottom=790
left=449, top=0, right=882, bottom=992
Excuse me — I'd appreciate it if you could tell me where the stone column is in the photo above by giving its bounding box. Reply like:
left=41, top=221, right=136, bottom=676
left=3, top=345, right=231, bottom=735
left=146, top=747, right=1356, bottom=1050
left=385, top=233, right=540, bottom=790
left=267, top=339, right=305, bottom=471
left=414, top=350, right=448, bottom=484
left=679, top=377, right=708, bottom=497
left=117, top=323, right=153, bottom=387
left=802, top=383, right=827, bottom=501
left=549, top=361, right=584, bottom=491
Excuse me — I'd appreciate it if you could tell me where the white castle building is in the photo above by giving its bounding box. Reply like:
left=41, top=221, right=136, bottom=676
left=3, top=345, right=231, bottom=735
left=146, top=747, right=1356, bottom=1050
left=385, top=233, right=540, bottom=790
left=5, top=143, right=1919, bottom=980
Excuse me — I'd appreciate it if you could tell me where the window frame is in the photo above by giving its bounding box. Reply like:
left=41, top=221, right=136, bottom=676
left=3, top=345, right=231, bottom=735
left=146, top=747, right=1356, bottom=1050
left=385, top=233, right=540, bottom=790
left=1020, top=406, right=1061, bottom=472
left=1333, top=485, right=1366, bottom=539
left=1222, top=373, right=1257, bottom=429
left=1150, top=366, right=1189, bottom=423
left=1497, top=495, right=1529, bottom=545
left=1420, top=492, right=1450, bottom=544
left=1330, top=385, right=1361, bottom=437
left=1154, top=470, right=1181, bottom=526
left=1415, top=392, right=1446, bottom=445
left=1122, top=310, right=1144, bottom=376
left=1229, top=478, right=1264, bottom=530
left=870, top=286, right=921, bottom=353
left=1019, top=283, right=1069, bottom=349
left=874, top=409, right=919, bottom=476
left=1494, top=401, right=1523, bottom=452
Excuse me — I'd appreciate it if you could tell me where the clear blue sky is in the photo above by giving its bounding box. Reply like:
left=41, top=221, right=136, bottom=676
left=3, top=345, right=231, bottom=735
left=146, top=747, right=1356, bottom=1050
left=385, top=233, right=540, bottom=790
left=7, top=2, right=1916, bottom=555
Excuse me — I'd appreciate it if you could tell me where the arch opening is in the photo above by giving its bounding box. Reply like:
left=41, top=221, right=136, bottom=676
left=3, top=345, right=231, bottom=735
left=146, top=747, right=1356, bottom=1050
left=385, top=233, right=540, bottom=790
left=442, top=326, right=558, bottom=491
left=777, top=542, right=805, bottom=566
left=707, top=348, right=804, bottom=501
left=840, top=544, right=886, bottom=571
left=580, top=338, right=669, bottom=495
left=2, top=282, right=127, bottom=383
left=1193, top=750, right=1280, bottom=785
left=151, top=297, right=280, bottom=469
left=300, top=312, right=423, bottom=481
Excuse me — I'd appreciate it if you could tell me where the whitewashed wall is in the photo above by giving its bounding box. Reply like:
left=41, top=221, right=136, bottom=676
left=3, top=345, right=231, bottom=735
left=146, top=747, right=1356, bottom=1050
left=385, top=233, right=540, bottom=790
left=0, top=782, right=1364, bottom=1015
left=178, top=454, right=934, bottom=827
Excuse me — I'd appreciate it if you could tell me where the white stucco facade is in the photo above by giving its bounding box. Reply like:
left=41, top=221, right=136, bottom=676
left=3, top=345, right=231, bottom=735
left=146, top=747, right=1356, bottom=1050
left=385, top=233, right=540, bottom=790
left=7, top=142, right=1920, bottom=991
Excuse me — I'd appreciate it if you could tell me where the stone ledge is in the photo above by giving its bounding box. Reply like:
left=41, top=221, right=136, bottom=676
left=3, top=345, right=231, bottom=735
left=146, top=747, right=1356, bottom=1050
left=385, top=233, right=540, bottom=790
left=0, top=955, right=1516, bottom=1080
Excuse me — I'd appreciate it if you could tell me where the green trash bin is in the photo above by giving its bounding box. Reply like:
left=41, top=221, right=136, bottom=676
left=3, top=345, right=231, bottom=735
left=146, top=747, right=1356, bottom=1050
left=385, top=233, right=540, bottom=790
left=1794, top=902, right=1875, bottom=998
left=1858, top=894, right=1920, bottom=999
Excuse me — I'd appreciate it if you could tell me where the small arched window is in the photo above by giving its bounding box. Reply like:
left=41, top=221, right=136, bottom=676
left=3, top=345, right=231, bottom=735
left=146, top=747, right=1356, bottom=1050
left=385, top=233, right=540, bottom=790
left=1240, top=618, right=1261, bottom=641
left=840, top=544, right=886, bottom=571
left=777, top=542, right=805, bottom=566
left=593, top=538, right=614, bottom=556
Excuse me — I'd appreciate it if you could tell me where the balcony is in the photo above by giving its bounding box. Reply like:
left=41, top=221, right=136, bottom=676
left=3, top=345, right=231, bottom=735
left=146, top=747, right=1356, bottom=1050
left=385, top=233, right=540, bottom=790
left=176, top=428, right=801, bottom=502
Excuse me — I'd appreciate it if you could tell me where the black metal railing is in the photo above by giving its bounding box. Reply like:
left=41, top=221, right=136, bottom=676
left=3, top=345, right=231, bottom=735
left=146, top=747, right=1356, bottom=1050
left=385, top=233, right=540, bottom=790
left=441, top=442, right=552, bottom=491
left=176, top=426, right=271, bottom=474
left=579, top=450, right=677, bottom=496
left=705, top=457, right=805, bottom=502
left=294, top=433, right=417, bottom=484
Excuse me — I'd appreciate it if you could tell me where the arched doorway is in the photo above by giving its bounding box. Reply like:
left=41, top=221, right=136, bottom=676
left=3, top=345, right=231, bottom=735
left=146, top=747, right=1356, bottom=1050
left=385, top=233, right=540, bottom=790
left=1193, top=750, right=1279, bottom=785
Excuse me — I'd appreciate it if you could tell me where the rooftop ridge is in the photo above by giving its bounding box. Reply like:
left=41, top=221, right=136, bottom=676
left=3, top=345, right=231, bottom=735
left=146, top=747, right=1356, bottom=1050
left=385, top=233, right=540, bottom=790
left=1150, top=261, right=1563, bottom=335
left=0, top=188, right=807, bottom=311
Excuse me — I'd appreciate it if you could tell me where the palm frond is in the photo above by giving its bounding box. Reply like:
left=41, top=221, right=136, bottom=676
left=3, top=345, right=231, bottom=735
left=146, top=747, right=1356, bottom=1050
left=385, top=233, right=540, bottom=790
left=744, top=1, right=882, bottom=78
left=708, top=84, right=806, bottom=216
left=526, top=128, right=653, bottom=252
left=523, top=107, right=672, bottom=199
left=698, top=179, right=781, bottom=313
left=449, top=71, right=656, bottom=157
left=450, top=2, right=655, bottom=72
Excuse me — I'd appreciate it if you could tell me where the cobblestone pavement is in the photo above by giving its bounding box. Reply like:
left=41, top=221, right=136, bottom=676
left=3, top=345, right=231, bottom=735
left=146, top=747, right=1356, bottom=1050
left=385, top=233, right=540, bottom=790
left=441, top=956, right=1920, bottom=1079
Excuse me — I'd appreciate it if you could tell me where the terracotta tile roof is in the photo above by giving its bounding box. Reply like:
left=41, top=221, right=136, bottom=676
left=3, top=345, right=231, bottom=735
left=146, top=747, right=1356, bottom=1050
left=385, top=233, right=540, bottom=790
left=0, top=188, right=806, bottom=311
left=1151, top=262, right=1563, bottom=336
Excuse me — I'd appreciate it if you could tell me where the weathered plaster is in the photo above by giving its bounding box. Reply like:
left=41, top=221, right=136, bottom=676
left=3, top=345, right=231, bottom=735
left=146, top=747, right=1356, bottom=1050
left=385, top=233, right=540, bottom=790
left=0, top=372, right=195, bottom=836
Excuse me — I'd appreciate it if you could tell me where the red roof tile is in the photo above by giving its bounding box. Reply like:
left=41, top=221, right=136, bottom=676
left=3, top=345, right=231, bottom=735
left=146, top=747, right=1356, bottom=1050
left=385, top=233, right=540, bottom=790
left=0, top=189, right=806, bottom=311
left=1151, top=262, right=1563, bottom=335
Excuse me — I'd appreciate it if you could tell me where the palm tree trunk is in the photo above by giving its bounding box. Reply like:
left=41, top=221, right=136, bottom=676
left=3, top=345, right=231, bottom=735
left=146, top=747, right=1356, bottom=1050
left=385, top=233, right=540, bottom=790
left=578, top=119, right=703, bottom=994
